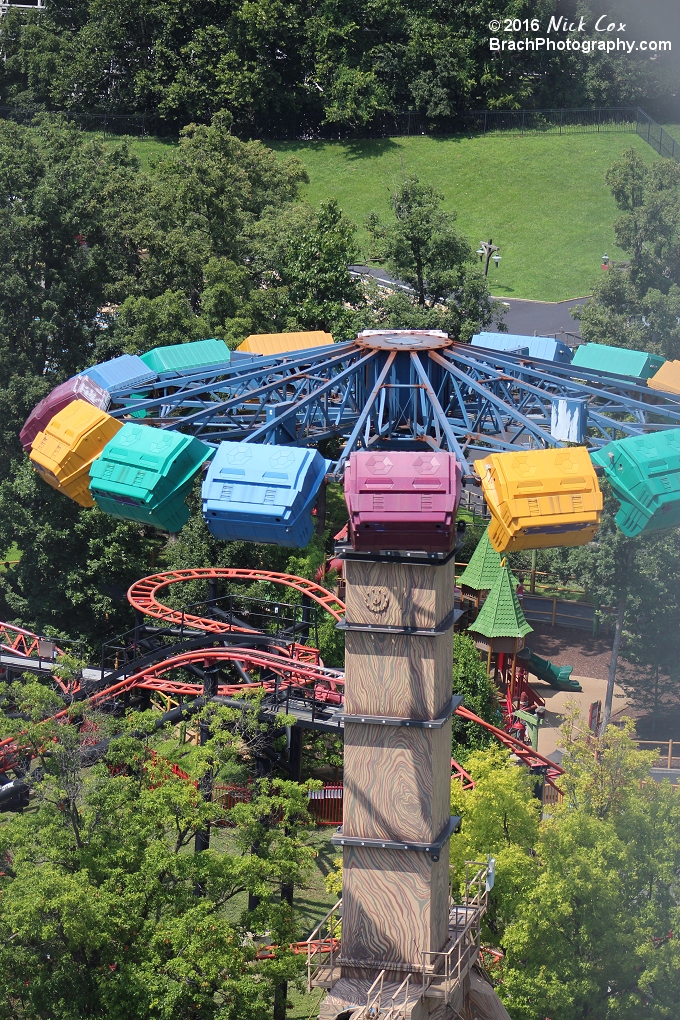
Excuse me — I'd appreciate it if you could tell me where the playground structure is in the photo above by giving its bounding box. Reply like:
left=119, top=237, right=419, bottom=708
left=12, top=327, right=680, bottom=1018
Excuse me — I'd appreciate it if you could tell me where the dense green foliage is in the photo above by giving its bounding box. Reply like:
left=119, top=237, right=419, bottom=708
left=0, top=681, right=317, bottom=1020
left=451, top=632, right=503, bottom=761
left=0, top=1, right=675, bottom=132
left=0, top=113, right=497, bottom=647
left=453, top=723, right=680, bottom=1020
left=577, top=148, right=680, bottom=357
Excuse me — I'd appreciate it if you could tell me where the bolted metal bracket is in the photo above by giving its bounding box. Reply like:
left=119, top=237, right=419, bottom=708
left=334, top=695, right=462, bottom=730
left=331, top=815, right=461, bottom=862
left=336, top=605, right=460, bottom=637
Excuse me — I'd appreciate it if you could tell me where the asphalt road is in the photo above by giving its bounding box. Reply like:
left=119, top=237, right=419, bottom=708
left=349, top=265, right=588, bottom=340
left=489, top=295, right=587, bottom=340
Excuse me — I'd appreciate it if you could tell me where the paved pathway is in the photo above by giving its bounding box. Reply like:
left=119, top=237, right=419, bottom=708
left=348, top=265, right=588, bottom=339
left=488, top=295, right=587, bottom=339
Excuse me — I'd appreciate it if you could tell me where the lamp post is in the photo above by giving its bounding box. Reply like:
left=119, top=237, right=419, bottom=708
left=477, top=238, right=501, bottom=277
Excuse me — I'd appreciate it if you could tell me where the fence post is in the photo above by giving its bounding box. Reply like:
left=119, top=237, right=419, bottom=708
left=551, top=599, right=557, bottom=627
left=669, top=740, right=673, bottom=769
left=483, top=111, right=487, bottom=136
left=559, top=110, right=563, bottom=135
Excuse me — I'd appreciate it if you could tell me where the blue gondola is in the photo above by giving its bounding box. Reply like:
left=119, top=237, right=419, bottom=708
left=202, top=442, right=329, bottom=547
left=80, top=354, right=157, bottom=394
left=472, top=332, right=573, bottom=363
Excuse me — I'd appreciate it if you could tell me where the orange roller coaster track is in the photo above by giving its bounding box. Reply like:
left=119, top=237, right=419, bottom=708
left=0, top=622, right=62, bottom=659
left=127, top=568, right=346, bottom=627
left=127, top=568, right=345, bottom=665
left=86, top=646, right=345, bottom=709
left=0, top=572, right=562, bottom=786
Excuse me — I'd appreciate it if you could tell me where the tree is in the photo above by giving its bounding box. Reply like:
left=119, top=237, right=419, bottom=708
left=498, top=720, right=680, bottom=1020
left=0, top=461, right=157, bottom=650
left=576, top=149, right=680, bottom=360
left=367, top=174, right=475, bottom=307
left=451, top=632, right=504, bottom=761
left=323, top=68, right=389, bottom=128
left=366, top=174, right=502, bottom=340
left=450, top=745, right=540, bottom=943
left=454, top=725, right=680, bottom=1020
left=0, top=685, right=318, bottom=1020
left=2, top=0, right=675, bottom=132
left=245, top=199, right=364, bottom=339
left=0, top=118, right=142, bottom=384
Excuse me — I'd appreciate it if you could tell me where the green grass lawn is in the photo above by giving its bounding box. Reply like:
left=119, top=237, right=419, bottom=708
left=661, top=124, right=680, bottom=142
left=270, top=131, right=660, bottom=302
left=0, top=543, right=21, bottom=572
left=111, top=127, right=665, bottom=302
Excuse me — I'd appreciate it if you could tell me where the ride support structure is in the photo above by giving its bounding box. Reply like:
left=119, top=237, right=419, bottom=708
left=320, top=550, right=460, bottom=1016
left=22, top=326, right=680, bottom=1018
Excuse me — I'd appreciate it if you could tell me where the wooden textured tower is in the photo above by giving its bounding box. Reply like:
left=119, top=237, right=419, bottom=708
left=320, top=547, right=463, bottom=1018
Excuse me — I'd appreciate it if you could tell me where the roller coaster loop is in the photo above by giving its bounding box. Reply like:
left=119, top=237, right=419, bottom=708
left=127, top=568, right=346, bottom=627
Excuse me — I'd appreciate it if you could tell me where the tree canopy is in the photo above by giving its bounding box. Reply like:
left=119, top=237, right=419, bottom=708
left=0, top=1, right=675, bottom=132
left=577, top=149, right=680, bottom=360
left=0, top=681, right=316, bottom=1020
left=453, top=720, right=680, bottom=1020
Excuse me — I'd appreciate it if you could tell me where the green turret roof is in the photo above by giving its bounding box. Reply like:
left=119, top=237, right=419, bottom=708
left=470, top=562, right=533, bottom=639
left=458, top=528, right=501, bottom=591
left=458, top=527, right=519, bottom=592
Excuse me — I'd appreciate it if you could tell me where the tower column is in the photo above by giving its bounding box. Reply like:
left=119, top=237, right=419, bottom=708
left=323, top=552, right=460, bottom=1013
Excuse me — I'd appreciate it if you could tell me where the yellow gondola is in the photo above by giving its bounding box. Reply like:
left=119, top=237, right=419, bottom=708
left=478, top=446, right=603, bottom=552
left=29, top=400, right=123, bottom=507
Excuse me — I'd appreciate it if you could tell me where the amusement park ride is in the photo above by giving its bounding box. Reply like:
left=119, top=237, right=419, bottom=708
left=10, top=327, right=680, bottom=1019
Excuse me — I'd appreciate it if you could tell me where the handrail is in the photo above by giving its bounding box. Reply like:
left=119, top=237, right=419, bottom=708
left=422, top=863, right=489, bottom=1004
left=421, top=911, right=482, bottom=1003
left=382, top=975, right=412, bottom=1020
left=352, top=970, right=385, bottom=1019
left=305, top=898, right=342, bottom=993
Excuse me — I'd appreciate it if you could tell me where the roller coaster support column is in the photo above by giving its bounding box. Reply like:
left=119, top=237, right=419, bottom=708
left=288, top=724, right=303, bottom=783
left=324, top=550, right=460, bottom=1015
left=195, top=664, right=219, bottom=855
left=276, top=727, right=303, bottom=1020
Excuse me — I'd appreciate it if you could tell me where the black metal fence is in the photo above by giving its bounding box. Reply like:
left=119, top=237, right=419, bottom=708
left=0, top=105, right=175, bottom=137
left=635, top=107, right=680, bottom=162
left=263, top=106, right=639, bottom=141
left=0, top=103, right=676, bottom=161
left=0, top=103, right=642, bottom=141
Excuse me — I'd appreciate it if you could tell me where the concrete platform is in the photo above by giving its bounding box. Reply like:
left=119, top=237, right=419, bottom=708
left=536, top=673, right=631, bottom=758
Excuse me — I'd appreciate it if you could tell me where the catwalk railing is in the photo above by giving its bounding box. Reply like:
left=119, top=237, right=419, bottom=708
left=306, top=862, right=490, bottom=1008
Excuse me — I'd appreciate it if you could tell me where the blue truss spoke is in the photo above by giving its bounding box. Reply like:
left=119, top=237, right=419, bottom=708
left=242, top=353, right=377, bottom=445
left=84, top=336, right=680, bottom=488
left=410, top=352, right=470, bottom=468
left=431, top=351, right=561, bottom=449
left=110, top=346, right=362, bottom=422
left=455, top=346, right=680, bottom=423
left=336, top=352, right=397, bottom=472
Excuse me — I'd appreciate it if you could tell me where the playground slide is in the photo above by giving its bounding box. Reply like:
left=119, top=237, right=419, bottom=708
left=518, top=647, right=582, bottom=692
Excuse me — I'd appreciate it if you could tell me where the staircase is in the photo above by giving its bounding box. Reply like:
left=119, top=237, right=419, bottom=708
left=308, top=861, right=491, bottom=1017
